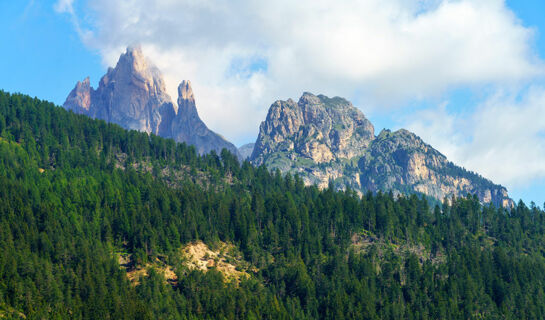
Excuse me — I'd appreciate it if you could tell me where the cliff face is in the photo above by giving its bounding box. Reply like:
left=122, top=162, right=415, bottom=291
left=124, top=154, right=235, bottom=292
left=63, top=47, right=239, bottom=157
left=252, top=92, right=374, bottom=165
left=251, top=92, right=513, bottom=207
left=64, top=46, right=176, bottom=136
left=64, top=77, right=92, bottom=115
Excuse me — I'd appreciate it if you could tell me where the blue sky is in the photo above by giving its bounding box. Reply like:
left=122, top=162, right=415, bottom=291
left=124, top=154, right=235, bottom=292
left=0, top=0, right=544, bottom=205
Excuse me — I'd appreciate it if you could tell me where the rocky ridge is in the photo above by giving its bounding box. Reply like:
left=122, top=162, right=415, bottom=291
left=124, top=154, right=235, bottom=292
left=250, top=92, right=513, bottom=207
left=64, top=46, right=239, bottom=157
left=252, top=93, right=374, bottom=165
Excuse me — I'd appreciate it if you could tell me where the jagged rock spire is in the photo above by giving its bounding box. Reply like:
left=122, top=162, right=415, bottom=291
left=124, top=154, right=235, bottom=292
left=178, top=80, right=195, bottom=102
left=171, top=80, right=240, bottom=157
left=63, top=46, right=240, bottom=158
left=63, top=77, right=92, bottom=114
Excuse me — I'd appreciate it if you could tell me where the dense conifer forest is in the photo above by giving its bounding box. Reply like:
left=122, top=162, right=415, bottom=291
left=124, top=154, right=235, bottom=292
left=1, top=90, right=545, bottom=319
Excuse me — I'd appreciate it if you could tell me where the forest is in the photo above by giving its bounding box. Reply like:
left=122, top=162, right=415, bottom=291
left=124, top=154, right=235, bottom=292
left=1, top=90, right=545, bottom=319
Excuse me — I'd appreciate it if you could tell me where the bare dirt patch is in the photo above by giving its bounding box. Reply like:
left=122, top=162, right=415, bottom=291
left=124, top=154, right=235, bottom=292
left=116, top=241, right=252, bottom=287
left=180, top=241, right=251, bottom=283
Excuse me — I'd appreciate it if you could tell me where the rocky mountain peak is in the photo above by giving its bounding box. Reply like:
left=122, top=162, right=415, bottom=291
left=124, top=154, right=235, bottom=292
left=63, top=46, right=239, bottom=158
left=298, top=92, right=322, bottom=105
left=177, top=80, right=198, bottom=117
left=114, top=46, right=160, bottom=81
left=250, top=93, right=513, bottom=207
left=81, top=76, right=91, bottom=86
left=171, top=80, right=240, bottom=157
left=252, top=92, right=375, bottom=165
left=105, top=46, right=169, bottom=101
left=64, top=76, right=92, bottom=114
left=178, top=80, right=195, bottom=102
left=86, top=47, right=174, bottom=135
left=358, top=128, right=513, bottom=207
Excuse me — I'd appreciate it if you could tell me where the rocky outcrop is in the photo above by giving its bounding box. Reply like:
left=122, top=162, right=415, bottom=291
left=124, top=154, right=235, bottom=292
left=63, top=46, right=239, bottom=157
left=64, top=77, right=92, bottom=114
left=170, top=80, right=239, bottom=157
left=252, top=92, right=374, bottom=165
left=251, top=92, right=513, bottom=207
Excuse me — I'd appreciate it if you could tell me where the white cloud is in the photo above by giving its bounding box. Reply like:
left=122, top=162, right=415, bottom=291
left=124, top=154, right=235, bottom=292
left=56, top=0, right=543, bottom=146
left=54, top=0, right=74, bottom=14
left=54, top=0, right=92, bottom=40
left=406, top=87, right=545, bottom=188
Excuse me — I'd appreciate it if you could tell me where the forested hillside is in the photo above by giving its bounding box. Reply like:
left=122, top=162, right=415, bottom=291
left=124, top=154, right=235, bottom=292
left=1, top=91, right=545, bottom=319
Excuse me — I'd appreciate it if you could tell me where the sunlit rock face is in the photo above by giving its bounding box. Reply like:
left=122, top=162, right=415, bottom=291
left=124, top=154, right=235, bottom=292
left=64, top=77, right=92, bottom=115
left=64, top=46, right=239, bottom=157
left=251, top=93, right=513, bottom=207
left=64, top=46, right=176, bottom=135
left=252, top=92, right=374, bottom=165
left=358, top=129, right=513, bottom=207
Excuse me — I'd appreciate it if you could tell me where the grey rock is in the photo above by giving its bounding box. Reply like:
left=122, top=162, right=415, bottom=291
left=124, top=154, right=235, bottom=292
left=65, top=46, right=177, bottom=136
left=252, top=92, right=374, bottom=165
left=359, top=129, right=514, bottom=207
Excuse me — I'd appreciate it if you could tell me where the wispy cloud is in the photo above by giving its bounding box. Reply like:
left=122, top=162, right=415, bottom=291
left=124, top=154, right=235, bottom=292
left=53, top=0, right=92, bottom=41
left=406, top=86, right=545, bottom=188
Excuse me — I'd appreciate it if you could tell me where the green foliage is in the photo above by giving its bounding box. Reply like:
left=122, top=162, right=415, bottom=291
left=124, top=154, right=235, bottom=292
left=1, top=90, right=545, bottom=319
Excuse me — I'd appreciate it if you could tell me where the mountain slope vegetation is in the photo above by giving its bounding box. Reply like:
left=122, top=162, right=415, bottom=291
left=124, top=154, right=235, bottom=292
left=1, top=91, right=545, bottom=319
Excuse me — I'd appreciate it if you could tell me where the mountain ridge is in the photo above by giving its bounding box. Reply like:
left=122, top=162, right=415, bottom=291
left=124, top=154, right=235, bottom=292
left=63, top=47, right=512, bottom=206
left=250, top=92, right=513, bottom=207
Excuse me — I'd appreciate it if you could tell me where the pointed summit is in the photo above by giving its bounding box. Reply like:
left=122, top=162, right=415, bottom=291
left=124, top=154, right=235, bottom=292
left=116, top=45, right=159, bottom=78
left=65, top=46, right=176, bottom=135
left=178, top=80, right=195, bottom=102
left=125, top=44, right=144, bottom=58
left=177, top=80, right=198, bottom=117
left=64, top=77, right=92, bottom=114
left=63, top=46, right=240, bottom=158
left=171, top=80, right=240, bottom=157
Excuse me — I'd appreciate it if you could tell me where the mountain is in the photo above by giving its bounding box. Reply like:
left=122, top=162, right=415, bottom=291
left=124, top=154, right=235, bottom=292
left=238, top=143, right=255, bottom=160
left=251, top=92, right=513, bottom=207
left=63, top=46, right=239, bottom=157
left=169, top=80, right=239, bottom=156
left=64, top=46, right=176, bottom=136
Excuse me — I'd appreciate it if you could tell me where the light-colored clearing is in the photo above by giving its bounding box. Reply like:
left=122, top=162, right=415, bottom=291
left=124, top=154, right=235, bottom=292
left=181, top=241, right=250, bottom=283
